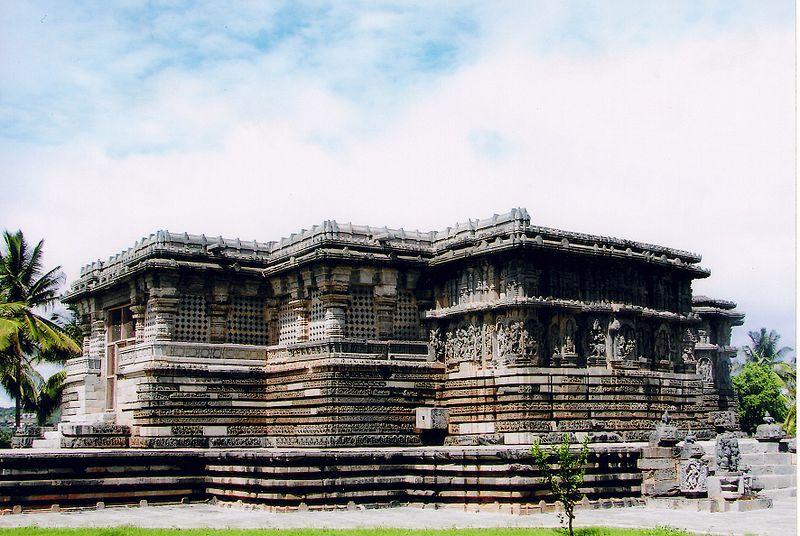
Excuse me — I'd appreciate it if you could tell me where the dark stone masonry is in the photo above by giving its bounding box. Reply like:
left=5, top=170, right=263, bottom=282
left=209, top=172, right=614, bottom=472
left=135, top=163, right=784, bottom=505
left=52, top=208, right=742, bottom=450
left=7, top=209, right=796, bottom=513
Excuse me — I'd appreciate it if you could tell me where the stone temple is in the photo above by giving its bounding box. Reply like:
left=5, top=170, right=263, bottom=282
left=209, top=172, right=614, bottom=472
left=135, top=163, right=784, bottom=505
left=56, top=208, right=744, bottom=449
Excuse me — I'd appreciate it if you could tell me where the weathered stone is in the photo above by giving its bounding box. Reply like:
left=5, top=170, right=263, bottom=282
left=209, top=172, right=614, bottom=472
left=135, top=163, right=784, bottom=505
left=55, top=209, right=742, bottom=452
left=755, top=412, right=785, bottom=442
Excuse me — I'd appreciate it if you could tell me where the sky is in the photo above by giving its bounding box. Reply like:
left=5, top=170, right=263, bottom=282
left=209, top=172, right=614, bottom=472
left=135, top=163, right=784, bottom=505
left=0, top=2, right=795, bottom=404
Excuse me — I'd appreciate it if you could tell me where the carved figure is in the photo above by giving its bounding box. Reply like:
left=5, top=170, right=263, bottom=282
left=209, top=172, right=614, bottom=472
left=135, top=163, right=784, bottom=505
left=444, top=331, right=455, bottom=369
left=482, top=323, right=494, bottom=363
left=680, top=458, right=708, bottom=495
left=429, top=328, right=444, bottom=361
left=588, top=319, right=606, bottom=360
left=615, top=325, right=636, bottom=361
left=696, top=357, right=713, bottom=384
left=496, top=323, right=511, bottom=358
left=524, top=318, right=541, bottom=364
left=563, top=317, right=577, bottom=354
left=549, top=322, right=561, bottom=359
left=681, top=328, right=697, bottom=363
left=654, top=326, right=672, bottom=362
left=716, top=433, right=741, bottom=472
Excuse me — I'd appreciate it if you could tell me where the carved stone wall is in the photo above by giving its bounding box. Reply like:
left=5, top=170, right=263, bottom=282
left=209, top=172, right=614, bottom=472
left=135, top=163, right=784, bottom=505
left=60, top=209, right=743, bottom=445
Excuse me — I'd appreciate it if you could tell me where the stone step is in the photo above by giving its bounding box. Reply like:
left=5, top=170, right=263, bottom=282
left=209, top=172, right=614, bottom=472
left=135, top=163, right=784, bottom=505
left=760, top=486, right=796, bottom=499
left=43, top=430, right=61, bottom=440
left=752, top=473, right=796, bottom=490
left=738, top=440, right=780, bottom=454
left=749, top=463, right=796, bottom=476
left=741, top=452, right=794, bottom=466
left=31, top=438, right=61, bottom=449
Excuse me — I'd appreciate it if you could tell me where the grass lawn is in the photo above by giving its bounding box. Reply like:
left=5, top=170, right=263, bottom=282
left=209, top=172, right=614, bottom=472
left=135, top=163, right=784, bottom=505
left=0, top=529, right=692, bottom=536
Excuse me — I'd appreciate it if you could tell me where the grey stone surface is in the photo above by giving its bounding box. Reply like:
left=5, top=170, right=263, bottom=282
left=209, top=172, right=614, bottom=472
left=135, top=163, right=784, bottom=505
left=0, top=499, right=794, bottom=536
left=54, top=208, right=744, bottom=452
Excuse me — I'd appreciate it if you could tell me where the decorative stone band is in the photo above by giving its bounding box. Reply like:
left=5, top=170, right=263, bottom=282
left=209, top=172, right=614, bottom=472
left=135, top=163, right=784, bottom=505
left=114, top=339, right=431, bottom=369
left=64, top=357, right=102, bottom=378
left=265, top=339, right=430, bottom=365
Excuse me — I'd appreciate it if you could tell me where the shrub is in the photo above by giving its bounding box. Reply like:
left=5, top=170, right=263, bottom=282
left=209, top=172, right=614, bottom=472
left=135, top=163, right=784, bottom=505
left=733, top=362, right=788, bottom=434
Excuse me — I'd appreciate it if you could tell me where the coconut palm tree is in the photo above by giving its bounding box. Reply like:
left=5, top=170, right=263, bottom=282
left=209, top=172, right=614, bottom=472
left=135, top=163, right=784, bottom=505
left=0, top=231, right=80, bottom=428
left=744, top=328, right=796, bottom=389
left=743, top=328, right=797, bottom=435
left=26, top=370, right=66, bottom=426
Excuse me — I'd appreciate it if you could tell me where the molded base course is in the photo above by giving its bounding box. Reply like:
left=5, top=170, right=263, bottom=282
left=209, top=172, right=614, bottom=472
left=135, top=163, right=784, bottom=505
left=0, top=445, right=642, bottom=509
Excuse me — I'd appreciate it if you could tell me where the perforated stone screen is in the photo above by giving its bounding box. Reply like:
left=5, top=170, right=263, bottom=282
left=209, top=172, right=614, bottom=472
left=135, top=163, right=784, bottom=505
left=345, top=285, right=376, bottom=339
left=226, top=296, right=267, bottom=345
left=393, top=289, right=421, bottom=340
left=278, top=300, right=297, bottom=345
left=143, top=301, right=157, bottom=340
left=309, top=291, right=325, bottom=341
left=174, top=294, right=209, bottom=342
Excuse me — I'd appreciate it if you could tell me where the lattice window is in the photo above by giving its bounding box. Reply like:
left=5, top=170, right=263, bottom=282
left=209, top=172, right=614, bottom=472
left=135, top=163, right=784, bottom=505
left=174, top=294, right=209, bottom=342
left=393, top=289, right=421, bottom=340
left=226, top=296, right=267, bottom=345
left=309, top=291, right=326, bottom=341
left=278, top=300, right=296, bottom=345
left=345, top=286, right=376, bottom=339
left=143, top=300, right=157, bottom=340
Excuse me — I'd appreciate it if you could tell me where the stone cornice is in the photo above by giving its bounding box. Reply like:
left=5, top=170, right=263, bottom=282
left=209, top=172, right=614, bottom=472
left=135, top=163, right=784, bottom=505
left=422, top=296, right=698, bottom=322
left=64, top=208, right=711, bottom=302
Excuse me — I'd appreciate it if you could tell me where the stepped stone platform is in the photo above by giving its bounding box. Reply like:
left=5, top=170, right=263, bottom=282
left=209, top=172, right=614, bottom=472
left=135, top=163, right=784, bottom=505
left=0, top=444, right=643, bottom=510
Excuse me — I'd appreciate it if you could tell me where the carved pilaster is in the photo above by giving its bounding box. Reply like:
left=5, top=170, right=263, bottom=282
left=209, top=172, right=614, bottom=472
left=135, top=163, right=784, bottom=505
left=375, top=268, right=398, bottom=339
left=88, top=316, right=106, bottom=370
left=290, top=299, right=310, bottom=343
left=321, top=294, right=348, bottom=339
left=129, top=305, right=146, bottom=344
left=209, top=280, right=230, bottom=343
left=148, top=287, right=179, bottom=341
left=313, top=265, right=350, bottom=340
left=264, top=298, right=279, bottom=345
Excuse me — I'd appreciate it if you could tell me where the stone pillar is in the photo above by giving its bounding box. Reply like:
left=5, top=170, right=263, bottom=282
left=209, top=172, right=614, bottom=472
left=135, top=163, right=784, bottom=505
left=129, top=304, right=146, bottom=344
left=314, top=266, right=350, bottom=340
left=89, top=315, right=106, bottom=366
left=264, top=298, right=279, bottom=345
left=78, top=315, right=92, bottom=359
left=290, top=299, right=310, bottom=343
left=374, top=268, right=398, bottom=339
left=148, top=287, right=179, bottom=341
left=209, top=280, right=230, bottom=343
left=321, top=295, right=348, bottom=339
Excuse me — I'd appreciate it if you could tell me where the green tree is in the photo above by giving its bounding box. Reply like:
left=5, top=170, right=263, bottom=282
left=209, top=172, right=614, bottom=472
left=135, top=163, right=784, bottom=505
left=744, top=328, right=796, bottom=389
left=733, top=362, right=788, bottom=434
left=0, top=231, right=80, bottom=428
left=530, top=434, right=590, bottom=536
left=743, top=328, right=796, bottom=435
left=25, top=370, right=66, bottom=426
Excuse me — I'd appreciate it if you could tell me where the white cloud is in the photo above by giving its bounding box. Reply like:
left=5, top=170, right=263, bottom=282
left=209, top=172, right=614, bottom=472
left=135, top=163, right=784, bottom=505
left=0, top=4, right=794, bottom=405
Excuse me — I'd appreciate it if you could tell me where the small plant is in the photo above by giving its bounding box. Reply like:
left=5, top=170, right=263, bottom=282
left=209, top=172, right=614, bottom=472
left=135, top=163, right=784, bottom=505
left=531, top=433, right=590, bottom=536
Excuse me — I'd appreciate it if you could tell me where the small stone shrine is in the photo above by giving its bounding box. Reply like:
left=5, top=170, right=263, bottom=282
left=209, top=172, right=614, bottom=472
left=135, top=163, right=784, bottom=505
left=48, top=208, right=743, bottom=449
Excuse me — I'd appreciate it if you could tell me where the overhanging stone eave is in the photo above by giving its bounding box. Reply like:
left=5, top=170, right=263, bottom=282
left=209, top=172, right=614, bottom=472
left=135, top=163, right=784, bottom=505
left=429, top=239, right=710, bottom=278
left=63, top=257, right=266, bottom=304
left=259, top=245, right=433, bottom=278
left=422, top=297, right=696, bottom=321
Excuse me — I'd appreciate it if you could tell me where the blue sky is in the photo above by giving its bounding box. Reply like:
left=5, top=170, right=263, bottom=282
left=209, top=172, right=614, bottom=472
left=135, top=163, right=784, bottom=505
left=0, top=1, right=795, bottom=404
